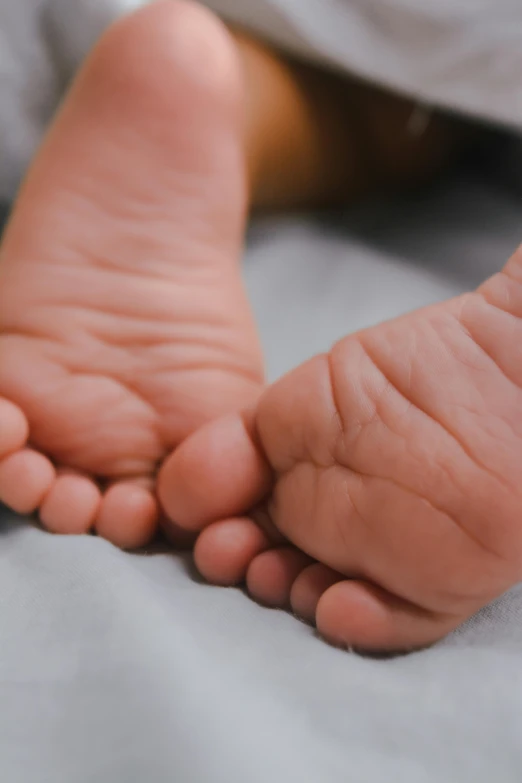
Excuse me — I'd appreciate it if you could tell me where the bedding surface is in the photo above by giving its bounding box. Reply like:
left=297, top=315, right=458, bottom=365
left=1, top=173, right=522, bottom=782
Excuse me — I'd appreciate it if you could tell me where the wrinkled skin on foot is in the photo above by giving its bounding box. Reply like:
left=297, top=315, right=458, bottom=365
left=159, top=247, right=522, bottom=653
left=0, top=1, right=263, bottom=547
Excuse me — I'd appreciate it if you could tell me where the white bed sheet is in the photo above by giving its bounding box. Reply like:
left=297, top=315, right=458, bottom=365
left=2, top=173, right=522, bottom=782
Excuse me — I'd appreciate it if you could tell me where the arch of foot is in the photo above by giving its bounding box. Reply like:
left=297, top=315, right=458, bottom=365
left=0, top=0, right=261, bottom=548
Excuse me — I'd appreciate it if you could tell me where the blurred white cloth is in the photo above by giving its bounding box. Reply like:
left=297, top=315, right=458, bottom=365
left=2, top=0, right=522, bottom=201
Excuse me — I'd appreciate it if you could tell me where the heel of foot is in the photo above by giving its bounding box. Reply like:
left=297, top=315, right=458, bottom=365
left=87, top=0, right=243, bottom=125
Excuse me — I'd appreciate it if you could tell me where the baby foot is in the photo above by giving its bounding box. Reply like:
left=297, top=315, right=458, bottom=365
left=159, top=245, right=522, bottom=653
left=0, top=1, right=263, bottom=548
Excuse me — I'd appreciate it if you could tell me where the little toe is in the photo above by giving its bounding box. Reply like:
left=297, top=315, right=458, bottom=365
left=316, top=580, right=462, bottom=655
left=158, top=412, right=271, bottom=533
left=0, top=449, right=55, bottom=515
left=95, top=483, right=158, bottom=549
left=246, top=547, right=313, bottom=608
left=40, top=473, right=101, bottom=535
left=290, top=563, right=343, bottom=622
left=194, top=517, right=271, bottom=586
left=0, top=399, right=29, bottom=457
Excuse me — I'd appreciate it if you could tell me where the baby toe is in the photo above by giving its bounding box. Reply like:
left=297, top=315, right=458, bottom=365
left=194, top=516, right=271, bottom=586
left=0, top=449, right=55, bottom=515
left=95, top=482, right=158, bottom=549
left=40, top=473, right=101, bottom=535
left=290, top=563, right=343, bottom=622
left=246, top=547, right=313, bottom=608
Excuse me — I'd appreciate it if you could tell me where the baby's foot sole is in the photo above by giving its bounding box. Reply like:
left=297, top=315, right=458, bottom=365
left=0, top=1, right=262, bottom=544
left=160, top=245, right=522, bottom=652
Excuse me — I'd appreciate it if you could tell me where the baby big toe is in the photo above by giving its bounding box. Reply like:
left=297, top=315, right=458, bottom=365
left=246, top=547, right=314, bottom=608
left=158, top=412, right=271, bottom=534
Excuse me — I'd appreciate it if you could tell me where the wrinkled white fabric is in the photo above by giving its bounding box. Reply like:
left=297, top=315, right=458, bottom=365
left=1, top=0, right=522, bottom=200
